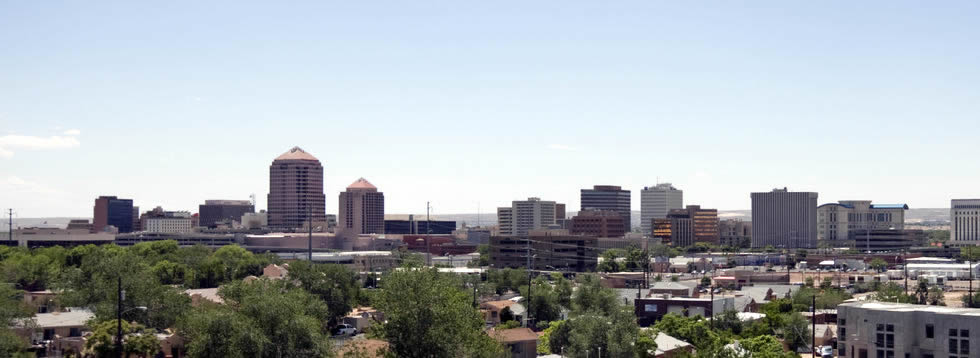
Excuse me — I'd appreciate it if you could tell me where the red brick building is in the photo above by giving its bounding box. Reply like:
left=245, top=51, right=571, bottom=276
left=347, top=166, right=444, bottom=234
left=570, top=210, right=626, bottom=238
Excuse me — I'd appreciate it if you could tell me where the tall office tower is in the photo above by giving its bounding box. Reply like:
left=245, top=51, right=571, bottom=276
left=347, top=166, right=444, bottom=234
left=651, top=205, right=716, bottom=246
left=951, top=199, right=980, bottom=245
left=750, top=188, right=818, bottom=249
left=690, top=205, right=720, bottom=245
left=338, top=178, right=385, bottom=235
left=198, top=200, right=255, bottom=228
left=641, top=183, right=683, bottom=236
left=580, top=185, right=631, bottom=233
left=817, top=201, right=907, bottom=246
left=92, top=196, right=134, bottom=233
left=653, top=210, right=692, bottom=247
left=496, top=197, right=557, bottom=236
left=267, top=147, right=326, bottom=229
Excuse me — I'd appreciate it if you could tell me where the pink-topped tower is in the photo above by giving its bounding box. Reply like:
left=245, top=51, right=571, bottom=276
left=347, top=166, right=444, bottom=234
left=267, top=147, right=326, bottom=229
left=338, top=177, right=385, bottom=236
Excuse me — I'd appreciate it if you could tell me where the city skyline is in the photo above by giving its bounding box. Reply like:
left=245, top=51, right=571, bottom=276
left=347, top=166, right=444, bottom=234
left=3, top=1, right=980, bottom=217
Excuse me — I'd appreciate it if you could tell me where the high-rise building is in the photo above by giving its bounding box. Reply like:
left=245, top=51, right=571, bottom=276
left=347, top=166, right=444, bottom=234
left=496, top=198, right=558, bottom=237
left=338, top=178, right=385, bottom=236
left=570, top=210, right=626, bottom=238
left=817, top=201, right=907, bottom=246
left=691, top=206, right=719, bottom=245
left=651, top=205, right=715, bottom=246
left=198, top=200, right=255, bottom=228
left=641, top=183, right=683, bottom=236
left=267, top=147, right=326, bottom=229
left=951, top=199, right=980, bottom=245
left=92, top=196, right=134, bottom=233
left=580, top=185, right=631, bottom=233
left=750, top=188, right=818, bottom=249
left=718, top=219, right=751, bottom=248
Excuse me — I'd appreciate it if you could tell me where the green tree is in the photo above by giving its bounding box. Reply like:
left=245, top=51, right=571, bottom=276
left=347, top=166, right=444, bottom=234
left=205, top=279, right=332, bottom=358
left=0, top=284, right=31, bottom=357
left=553, top=273, right=573, bottom=310
left=565, top=309, right=641, bottom=358
left=781, top=313, right=811, bottom=352
left=84, top=320, right=161, bottom=358
left=59, top=245, right=192, bottom=330
left=287, top=261, right=361, bottom=324
left=653, top=314, right=721, bottom=352
left=571, top=274, right=619, bottom=316
left=820, top=277, right=833, bottom=289
left=521, top=277, right=562, bottom=324
left=961, top=246, right=980, bottom=262
left=178, top=304, right=269, bottom=358
left=598, top=250, right=624, bottom=272
left=870, top=282, right=912, bottom=303
left=869, top=258, right=888, bottom=272
left=625, top=245, right=649, bottom=271
left=374, top=267, right=503, bottom=358
left=736, top=335, right=799, bottom=358
left=700, top=276, right=712, bottom=288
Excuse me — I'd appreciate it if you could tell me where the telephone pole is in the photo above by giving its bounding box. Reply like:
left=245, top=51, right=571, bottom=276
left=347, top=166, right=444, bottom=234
left=307, top=204, right=313, bottom=261
left=426, top=202, right=432, bottom=266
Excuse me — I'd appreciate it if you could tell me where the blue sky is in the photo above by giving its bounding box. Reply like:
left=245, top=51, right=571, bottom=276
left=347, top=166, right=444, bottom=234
left=1, top=1, right=979, bottom=218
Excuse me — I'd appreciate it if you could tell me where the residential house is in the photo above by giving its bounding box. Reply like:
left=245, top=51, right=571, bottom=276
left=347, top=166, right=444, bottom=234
left=491, top=328, right=538, bottom=358
left=481, top=300, right=526, bottom=326
left=653, top=332, right=695, bottom=357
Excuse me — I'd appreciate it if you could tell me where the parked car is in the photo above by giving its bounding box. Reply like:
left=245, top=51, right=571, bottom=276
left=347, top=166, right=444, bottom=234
left=820, top=345, right=834, bottom=358
left=332, top=324, right=357, bottom=336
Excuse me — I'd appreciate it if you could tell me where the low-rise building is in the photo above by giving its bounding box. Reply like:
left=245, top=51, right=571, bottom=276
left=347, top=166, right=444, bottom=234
left=837, top=301, right=980, bottom=358
left=490, top=230, right=598, bottom=272
left=570, top=209, right=626, bottom=238
left=634, top=294, right=735, bottom=326
left=277, top=251, right=397, bottom=272
left=491, top=328, right=537, bottom=358
left=141, top=207, right=194, bottom=234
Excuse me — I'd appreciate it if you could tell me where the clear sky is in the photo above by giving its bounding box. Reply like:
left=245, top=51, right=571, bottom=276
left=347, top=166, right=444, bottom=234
left=1, top=1, right=979, bottom=218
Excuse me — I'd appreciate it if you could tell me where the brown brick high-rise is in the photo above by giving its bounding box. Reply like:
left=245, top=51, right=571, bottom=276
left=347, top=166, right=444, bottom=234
left=267, top=147, right=326, bottom=229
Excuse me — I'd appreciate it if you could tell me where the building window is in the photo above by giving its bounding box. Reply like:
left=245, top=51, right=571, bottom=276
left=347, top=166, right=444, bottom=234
left=926, top=324, right=934, bottom=338
left=950, top=329, right=958, bottom=337
left=949, top=339, right=957, bottom=353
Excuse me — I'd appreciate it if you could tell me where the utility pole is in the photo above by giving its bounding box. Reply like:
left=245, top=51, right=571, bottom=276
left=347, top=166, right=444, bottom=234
left=426, top=202, right=432, bottom=266
left=811, top=294, right=816, bottom=358
left=307, top=204, right=313, bottom=262
left=710, top=285, right=714, bottom=329
left=904, top=250, right=909, bottom=297
left=969, top=258, right=974, bottom=307
left=116, top=276, right=123, bottom=358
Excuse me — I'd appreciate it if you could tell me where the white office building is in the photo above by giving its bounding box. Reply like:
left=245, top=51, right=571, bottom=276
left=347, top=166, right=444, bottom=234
left=837, top=301, right=980, bottom=358
left=641, top=183, right=683, bottom=236
left=496, top=198, right=558, bottom=236
left=951, top=199, right=980, bottom=246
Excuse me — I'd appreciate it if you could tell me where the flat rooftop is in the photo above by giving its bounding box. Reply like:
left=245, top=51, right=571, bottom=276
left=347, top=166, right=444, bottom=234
left=841, top=301, right=980, bottom=316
